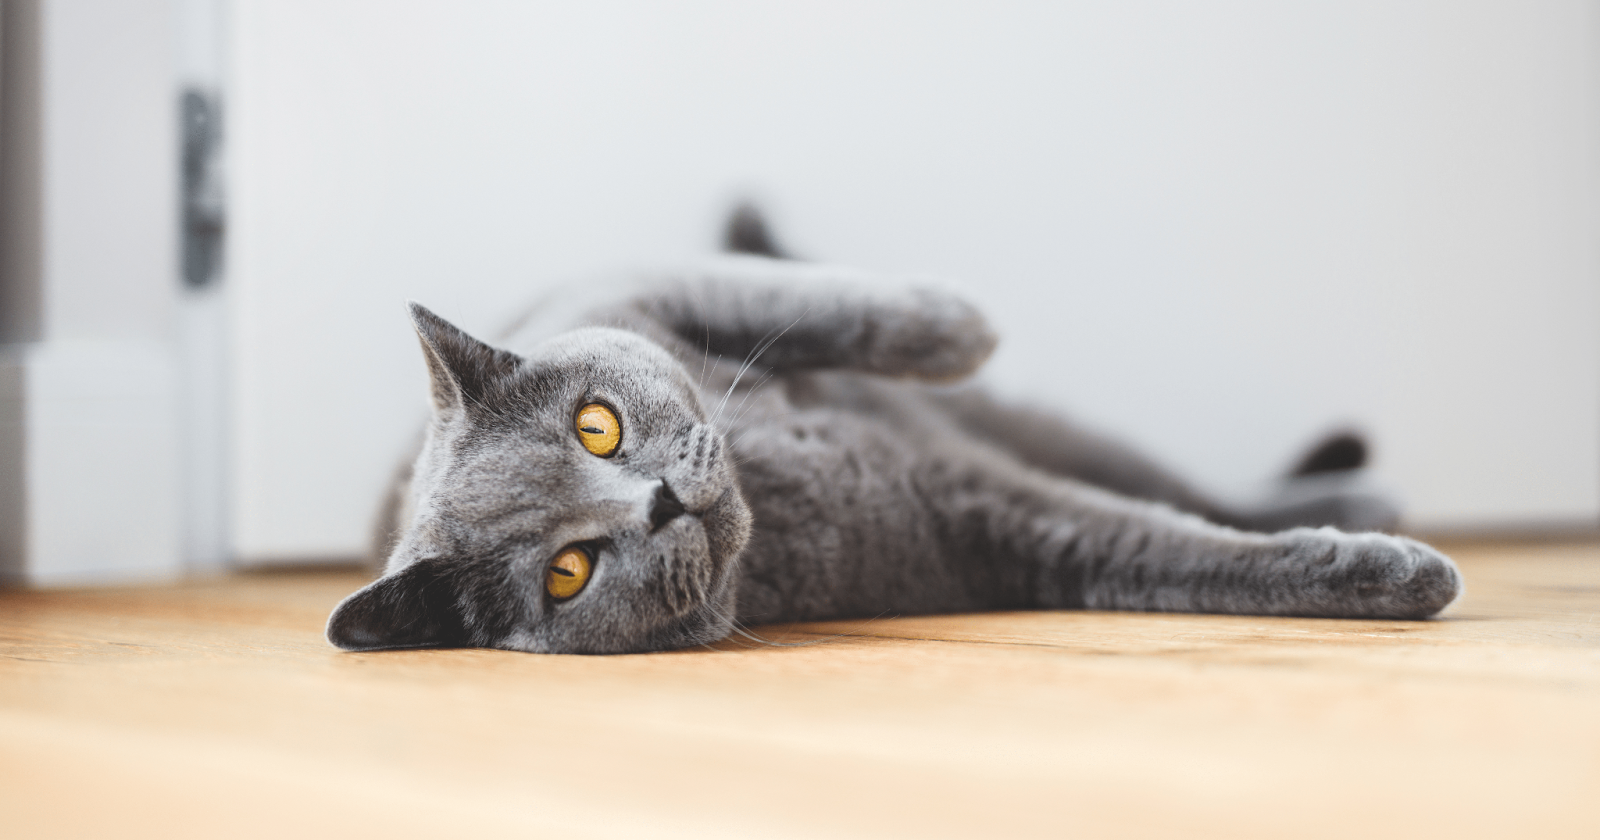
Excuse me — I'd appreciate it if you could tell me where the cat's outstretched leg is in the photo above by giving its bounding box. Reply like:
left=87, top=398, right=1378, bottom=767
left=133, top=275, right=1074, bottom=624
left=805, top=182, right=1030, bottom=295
left=1076, top=518, right=1460, bottom=619
left=922, top=457, right=1461, bottom=619
left=930, top=386, right=1399, bottom=533
left=930, top=387, right=1241, bottom=524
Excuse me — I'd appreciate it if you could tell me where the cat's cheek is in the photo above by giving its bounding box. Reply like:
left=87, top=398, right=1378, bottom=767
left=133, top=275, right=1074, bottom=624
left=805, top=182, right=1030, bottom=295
left=634, top=605, right=735, bottom=652
left=677, top=609, right=736, bottom=648
left=493, top=629, right=548, bottom=653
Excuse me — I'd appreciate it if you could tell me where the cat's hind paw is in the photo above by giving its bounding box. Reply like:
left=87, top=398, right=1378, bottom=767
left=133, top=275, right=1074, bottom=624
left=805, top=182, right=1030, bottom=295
left=1241, top=471, right=1402, bottom=533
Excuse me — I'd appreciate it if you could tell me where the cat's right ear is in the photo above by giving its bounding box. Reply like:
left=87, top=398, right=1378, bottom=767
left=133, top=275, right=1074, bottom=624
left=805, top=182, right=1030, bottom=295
left=325, top=558, right=467, bottom=651
left=408, top=302, right=522, bottom=417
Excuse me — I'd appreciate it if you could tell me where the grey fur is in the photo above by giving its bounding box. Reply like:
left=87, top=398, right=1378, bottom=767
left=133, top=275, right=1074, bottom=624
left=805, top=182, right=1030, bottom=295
left=327, top=257, right=1462, bottom=654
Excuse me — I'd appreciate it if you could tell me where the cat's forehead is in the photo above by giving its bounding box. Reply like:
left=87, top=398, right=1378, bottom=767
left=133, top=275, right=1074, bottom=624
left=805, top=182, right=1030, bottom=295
left=441, top=330, right=694, bottom=437
left=526, top=328, right=697, bottom=400
left=530, top=325, right=666, bottom=362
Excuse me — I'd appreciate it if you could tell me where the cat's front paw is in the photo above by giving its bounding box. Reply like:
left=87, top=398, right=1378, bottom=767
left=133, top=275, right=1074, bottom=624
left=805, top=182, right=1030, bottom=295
left=1281, top=529, right=1464, bottom=619
left=867, top=289, right=997, bottom=382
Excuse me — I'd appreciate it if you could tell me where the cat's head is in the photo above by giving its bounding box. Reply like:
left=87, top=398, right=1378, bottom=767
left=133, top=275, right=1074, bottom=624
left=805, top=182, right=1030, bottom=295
left=326, top=304, right=752, bottom=654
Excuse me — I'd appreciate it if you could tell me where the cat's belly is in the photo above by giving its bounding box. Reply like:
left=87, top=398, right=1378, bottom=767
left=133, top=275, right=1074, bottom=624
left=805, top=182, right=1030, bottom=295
left=726, top=404, right=984, bottom=624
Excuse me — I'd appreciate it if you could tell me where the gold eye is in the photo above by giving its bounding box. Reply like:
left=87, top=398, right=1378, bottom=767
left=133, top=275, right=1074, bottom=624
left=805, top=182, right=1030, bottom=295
left=575, top=403, right=621, bottom=457
left=546, top=546, right=592, bottom=600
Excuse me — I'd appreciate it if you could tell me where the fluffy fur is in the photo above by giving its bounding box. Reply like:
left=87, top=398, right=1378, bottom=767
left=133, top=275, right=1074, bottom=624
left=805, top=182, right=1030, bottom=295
left=327, top=215, right=1462, bottom=654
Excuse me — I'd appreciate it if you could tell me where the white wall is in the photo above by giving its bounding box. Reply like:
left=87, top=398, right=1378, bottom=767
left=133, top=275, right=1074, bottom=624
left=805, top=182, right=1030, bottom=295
left=229, top=0, right=1600, bottom=561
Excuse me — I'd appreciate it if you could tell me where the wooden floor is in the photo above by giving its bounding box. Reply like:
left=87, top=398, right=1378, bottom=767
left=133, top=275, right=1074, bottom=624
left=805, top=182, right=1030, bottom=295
left=2, top=539, right=1597, bottom=839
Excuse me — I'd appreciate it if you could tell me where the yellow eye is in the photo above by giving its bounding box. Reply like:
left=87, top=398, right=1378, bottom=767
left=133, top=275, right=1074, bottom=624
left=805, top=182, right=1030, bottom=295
left=546, top=546, right=592, bottom=600
left=575, top=403, right=621, bottom=457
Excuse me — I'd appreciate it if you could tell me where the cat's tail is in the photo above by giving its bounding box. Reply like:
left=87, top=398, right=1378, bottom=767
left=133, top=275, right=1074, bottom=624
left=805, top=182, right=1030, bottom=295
left=722, top=202, right=794, bottom=259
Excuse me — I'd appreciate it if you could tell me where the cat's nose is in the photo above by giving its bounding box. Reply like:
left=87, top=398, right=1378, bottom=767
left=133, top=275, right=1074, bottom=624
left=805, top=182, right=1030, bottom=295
left=648, top=480, right=687, bottom=532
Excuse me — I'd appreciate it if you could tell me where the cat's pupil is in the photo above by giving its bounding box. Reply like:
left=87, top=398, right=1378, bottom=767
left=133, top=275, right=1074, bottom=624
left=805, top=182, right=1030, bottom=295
left=581, top=426, right=603, bottom=434
left=550, top=567, right=575, bottom=577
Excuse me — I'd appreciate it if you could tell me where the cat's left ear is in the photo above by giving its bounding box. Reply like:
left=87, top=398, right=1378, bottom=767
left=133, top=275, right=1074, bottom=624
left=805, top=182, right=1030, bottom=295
left=325, top=558, right=467, bottom=651
left=408, top=302, right=522, bottom=417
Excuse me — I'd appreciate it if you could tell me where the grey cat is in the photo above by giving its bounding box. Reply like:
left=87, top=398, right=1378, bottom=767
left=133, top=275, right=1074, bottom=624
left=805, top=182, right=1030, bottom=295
left=326, top=211, right=1462, bottom=654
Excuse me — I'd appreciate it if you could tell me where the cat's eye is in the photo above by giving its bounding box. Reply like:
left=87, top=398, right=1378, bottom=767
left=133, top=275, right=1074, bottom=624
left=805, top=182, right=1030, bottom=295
left=575, top=403, right=621, bottom=457
left=546, top=546, right=593, bottom=600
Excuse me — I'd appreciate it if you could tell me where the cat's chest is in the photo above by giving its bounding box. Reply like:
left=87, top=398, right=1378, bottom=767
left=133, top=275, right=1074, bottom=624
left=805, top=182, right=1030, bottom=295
left=726, top=404, right=932, bottom=525
left=706, top=371, right=962, bottom=523
left=721, top=400, right=964, bottom=622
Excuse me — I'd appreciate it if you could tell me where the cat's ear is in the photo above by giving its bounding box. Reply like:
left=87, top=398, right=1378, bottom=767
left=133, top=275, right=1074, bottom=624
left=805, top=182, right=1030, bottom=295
left=325, top=558, right=468, bottom=651
left=408, top=302, right=522, bottom=416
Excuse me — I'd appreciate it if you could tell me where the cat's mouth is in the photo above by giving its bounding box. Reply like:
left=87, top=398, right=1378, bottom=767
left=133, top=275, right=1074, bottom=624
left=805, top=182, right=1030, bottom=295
left=692, top=484, right=736, bottom=518
left=697, top=484, right=751, bottom=566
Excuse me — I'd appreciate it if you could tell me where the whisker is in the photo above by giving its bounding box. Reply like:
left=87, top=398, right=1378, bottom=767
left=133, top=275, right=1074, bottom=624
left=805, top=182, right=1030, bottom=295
left=702, top=599, right=887, bottom=649
left=710, top=308, right=811, bottom=426
left=710, top=321, right=785, bottom=422
left=725, top=408, right=803, bottom=452
left=723, top=371, right=775, bottom=429
left=676, top=279, right=714, bottom=394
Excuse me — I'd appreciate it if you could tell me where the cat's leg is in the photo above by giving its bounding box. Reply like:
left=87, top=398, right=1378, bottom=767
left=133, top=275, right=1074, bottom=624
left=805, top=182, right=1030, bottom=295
left=928, top=386, right=1245, bottom=526
left=617, top=262, right=999, bottom=382
left=928, top=386, right=1399, bottom=533
left=923, top=456, right=1461, bottom=619
left=1237, top=471, right=1400, bottom=534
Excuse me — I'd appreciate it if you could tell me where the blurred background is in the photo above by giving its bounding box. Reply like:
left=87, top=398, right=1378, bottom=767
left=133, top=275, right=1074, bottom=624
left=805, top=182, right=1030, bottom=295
left=1, top=0, right=1595, bottom=583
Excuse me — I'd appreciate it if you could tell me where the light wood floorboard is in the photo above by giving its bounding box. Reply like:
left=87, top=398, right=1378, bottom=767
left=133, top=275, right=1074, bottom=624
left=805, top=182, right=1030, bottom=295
left=2, top=538, right=1597, bottom=839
